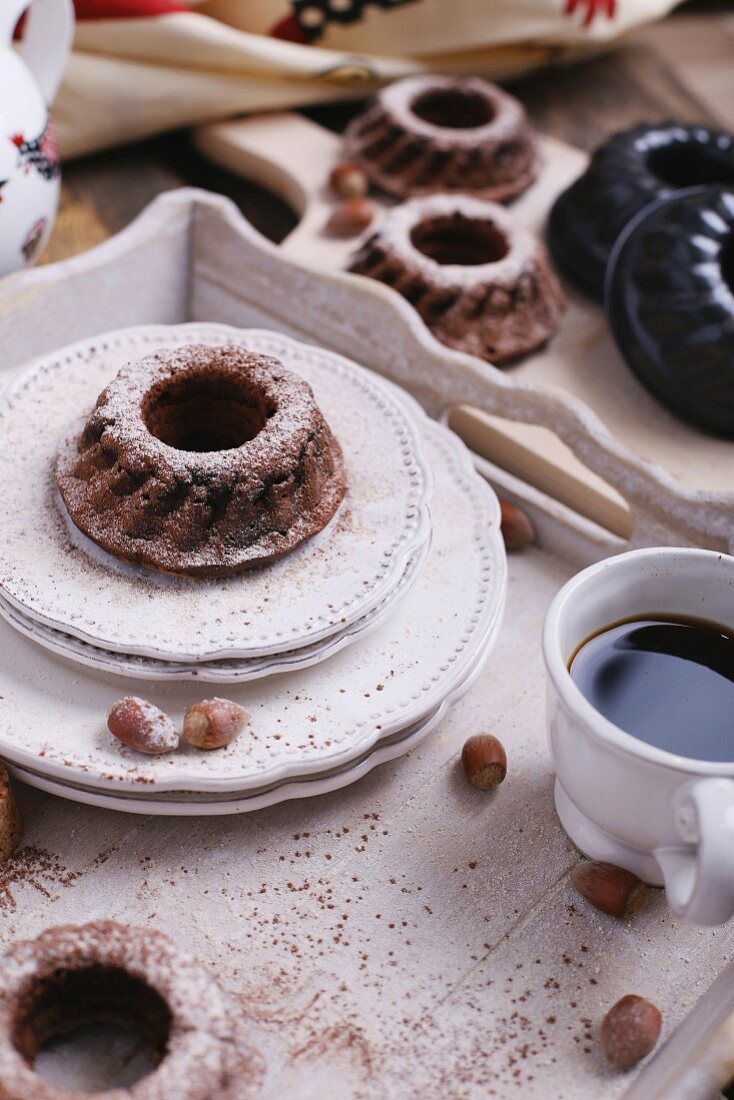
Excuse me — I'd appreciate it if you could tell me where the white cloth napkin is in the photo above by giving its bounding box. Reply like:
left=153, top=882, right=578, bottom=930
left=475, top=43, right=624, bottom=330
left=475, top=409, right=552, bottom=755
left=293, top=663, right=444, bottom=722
left=56, top=0, right=682, bottom=159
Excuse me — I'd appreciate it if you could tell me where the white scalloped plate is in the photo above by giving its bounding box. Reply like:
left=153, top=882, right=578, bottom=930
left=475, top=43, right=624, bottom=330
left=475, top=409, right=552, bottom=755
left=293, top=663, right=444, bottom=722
left=0, top=532, right=430, bottom=682
left=0, top=324, right=433, bottom=662
left=0, top=418, right=505, bottom=795
left=7, top=713, right=441, bottom=815
left=7, top=703, right=444, bottom=816
left=6, top=555, right=500, bottom=816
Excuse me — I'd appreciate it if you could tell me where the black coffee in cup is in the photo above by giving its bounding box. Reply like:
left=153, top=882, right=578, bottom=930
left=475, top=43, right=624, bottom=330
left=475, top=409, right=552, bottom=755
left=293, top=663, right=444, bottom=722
left=569, top=615, right=734, bottom=761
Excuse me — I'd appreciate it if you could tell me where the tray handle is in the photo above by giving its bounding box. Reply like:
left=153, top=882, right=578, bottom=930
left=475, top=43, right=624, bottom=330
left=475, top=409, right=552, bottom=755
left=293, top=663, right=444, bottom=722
left=194, top=116, right=731, bottom=552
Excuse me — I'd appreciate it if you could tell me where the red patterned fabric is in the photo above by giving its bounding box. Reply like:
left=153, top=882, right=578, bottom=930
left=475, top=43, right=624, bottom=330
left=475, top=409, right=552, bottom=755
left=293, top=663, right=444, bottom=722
left=269, top=0, right=421, bottom=44
left=42, top=0, right=677, bottom=162
left=73, top=0, right=188, bottom=17
left=269, top=14, right=308, bottom=44
left=564, top=0, right=616, bottom=27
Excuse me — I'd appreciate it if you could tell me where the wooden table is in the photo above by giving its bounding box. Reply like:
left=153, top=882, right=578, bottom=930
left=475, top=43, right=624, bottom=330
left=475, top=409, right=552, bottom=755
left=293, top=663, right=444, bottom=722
left=5, top=7, right=734, bottom=1099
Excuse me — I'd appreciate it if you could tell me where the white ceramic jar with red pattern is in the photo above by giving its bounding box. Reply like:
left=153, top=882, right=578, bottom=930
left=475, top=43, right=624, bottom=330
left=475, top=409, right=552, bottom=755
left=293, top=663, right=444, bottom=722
left=0, top=0, right=74, bottom=277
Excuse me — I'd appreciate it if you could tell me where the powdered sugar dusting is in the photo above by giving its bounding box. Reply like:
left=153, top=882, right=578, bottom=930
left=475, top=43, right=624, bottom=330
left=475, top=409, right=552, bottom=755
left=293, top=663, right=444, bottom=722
left=363, top=193, right=540, bottom=289
left=80, top=343, right=316, bottom=481
left=380, top=75, right=530, bottom=148
left=344, top=75, right=539, bottom=202
left=108, top=697, right=179, bottom=755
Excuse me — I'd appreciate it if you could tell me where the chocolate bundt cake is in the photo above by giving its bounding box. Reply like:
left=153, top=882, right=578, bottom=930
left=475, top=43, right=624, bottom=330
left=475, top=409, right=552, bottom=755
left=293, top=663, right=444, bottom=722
left=0, top=922, right=263, bottom=1099
left=349, top=194, right=565, bottom=364
left=56, top=344, right=346, bottom=577
left=548, top=122, right=734, bottom=299
left=606, top=186, right=734, bottom=437
left=344, top=75, right=539, bottom=203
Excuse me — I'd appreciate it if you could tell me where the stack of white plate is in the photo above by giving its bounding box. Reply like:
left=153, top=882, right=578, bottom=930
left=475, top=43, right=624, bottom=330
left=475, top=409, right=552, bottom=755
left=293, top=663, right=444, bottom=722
left=0, top=324, right=507, bottom=814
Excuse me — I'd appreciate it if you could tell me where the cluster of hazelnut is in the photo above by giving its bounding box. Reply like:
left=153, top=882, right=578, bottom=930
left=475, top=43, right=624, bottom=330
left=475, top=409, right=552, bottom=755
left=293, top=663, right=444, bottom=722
left=107, top=696, right=249, bottom=756
left=325, top=163, right=376, bottom=238
left=570, top=859, right=662, bottom=1068
left=460, top=730, right=661, bottom=1070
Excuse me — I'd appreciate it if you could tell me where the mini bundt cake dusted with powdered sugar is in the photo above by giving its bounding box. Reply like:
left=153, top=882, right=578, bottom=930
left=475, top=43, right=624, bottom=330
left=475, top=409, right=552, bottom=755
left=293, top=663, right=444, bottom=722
left=349, top=194, right=565, bottom=364
left=0, top=921, right=263, bottom=1099
left=56, top=344, right=346, bottom=578
left=344, top=75, right=539, bottom=203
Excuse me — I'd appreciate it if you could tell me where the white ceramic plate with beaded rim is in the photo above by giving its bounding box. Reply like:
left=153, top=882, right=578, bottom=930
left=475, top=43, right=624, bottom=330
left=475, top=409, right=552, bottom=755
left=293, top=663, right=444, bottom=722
left=0, top=417, right=506, bottom=796
left=7, top=716, right=444, bottom=815
left=0, top=323, right=433, bottom=663
left=0, top=531, right=431, bottom=682
left=4, top=542, right=502, bottom=815
left=6, top=711, right=446, bottom=815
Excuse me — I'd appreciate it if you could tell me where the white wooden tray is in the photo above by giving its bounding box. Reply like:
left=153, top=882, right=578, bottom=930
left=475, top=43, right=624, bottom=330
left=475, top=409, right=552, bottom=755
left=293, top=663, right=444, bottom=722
left=0, top=189, right=731, bottom=1099
left=2, top=186, right=730, bottom=557
left=194, top=113, right=734, bottom=552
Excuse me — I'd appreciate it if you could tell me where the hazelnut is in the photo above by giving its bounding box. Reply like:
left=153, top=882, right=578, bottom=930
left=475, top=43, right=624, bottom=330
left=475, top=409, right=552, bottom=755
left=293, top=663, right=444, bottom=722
left=461, top=734, right=507, bottom=790
left=183, top=699, right=249, bottom=750
left=500, top=500, right=534, bottom=551
left=600, top=995, right=661, bottom=1068
left=571, top=860, right=648, bottom=920
left=108, top=697, right=179, bottom=755
left=325, top=198, right=375, bottom=237
left=329, top=163, right=368, bottom=199
left=0, top=765, right=21, bottom=863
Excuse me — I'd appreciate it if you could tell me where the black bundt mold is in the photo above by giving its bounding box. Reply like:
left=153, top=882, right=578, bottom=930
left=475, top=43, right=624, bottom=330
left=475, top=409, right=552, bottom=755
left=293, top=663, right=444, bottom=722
left=605, top=186, right=734, bottom=437
left=548, top=123, right=734, bottom=299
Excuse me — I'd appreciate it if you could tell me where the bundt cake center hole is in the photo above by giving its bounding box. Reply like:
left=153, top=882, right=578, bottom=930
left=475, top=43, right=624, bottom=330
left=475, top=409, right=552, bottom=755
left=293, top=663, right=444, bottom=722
left=721, top=231, right=734, bottom=296
left=144, top=369, right=274, bottom=452
left=13, top=964, right=172, bottom=1093
left=646, top=143, right=734, bottom=188
left=411, top=88, right=494, bottom=130
left=411, top=214, right=508, bottom=266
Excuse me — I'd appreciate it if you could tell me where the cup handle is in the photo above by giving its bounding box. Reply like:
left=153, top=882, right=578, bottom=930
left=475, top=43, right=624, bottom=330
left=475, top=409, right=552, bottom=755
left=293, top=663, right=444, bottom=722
left=16, top=0, right=75, bottom=105
left=655, top=778, right=734, bottom=926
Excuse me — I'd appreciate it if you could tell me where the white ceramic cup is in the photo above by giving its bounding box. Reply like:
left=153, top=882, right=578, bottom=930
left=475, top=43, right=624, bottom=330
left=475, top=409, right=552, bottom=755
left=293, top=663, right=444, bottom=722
left=543, top=547, right=734, bottom=927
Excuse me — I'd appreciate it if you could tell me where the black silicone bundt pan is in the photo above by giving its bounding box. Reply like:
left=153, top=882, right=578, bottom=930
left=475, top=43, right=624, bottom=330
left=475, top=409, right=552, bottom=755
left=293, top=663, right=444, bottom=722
left=548, top=123, right=734, bottom=299
left=605, top=185, right=734, bottom=437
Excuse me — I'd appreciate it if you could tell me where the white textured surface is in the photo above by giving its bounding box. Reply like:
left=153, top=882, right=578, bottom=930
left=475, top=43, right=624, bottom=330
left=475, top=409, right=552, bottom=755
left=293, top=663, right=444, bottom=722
left=0, top=185, right=726, bottom=1097
left=0, top=325, right=433, bottom=662
left=1, top=550, right=732, bottom=1099
left=7, top=597, right=503, bottom=815
left=7, top=700, right=450, bottom=814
